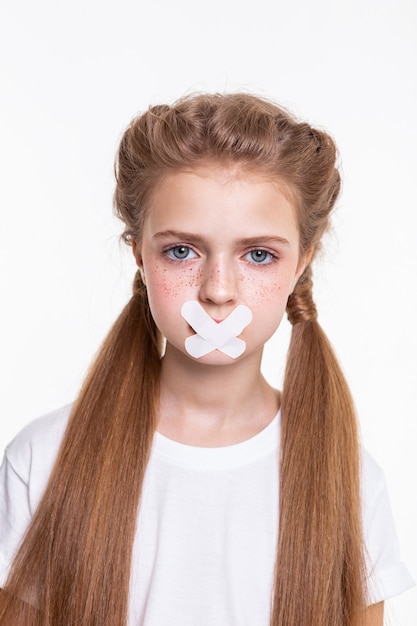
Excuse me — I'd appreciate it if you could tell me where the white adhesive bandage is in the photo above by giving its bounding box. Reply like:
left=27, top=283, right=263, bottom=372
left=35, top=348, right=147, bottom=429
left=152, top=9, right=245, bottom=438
left=181, top=300, right=253, bottom=359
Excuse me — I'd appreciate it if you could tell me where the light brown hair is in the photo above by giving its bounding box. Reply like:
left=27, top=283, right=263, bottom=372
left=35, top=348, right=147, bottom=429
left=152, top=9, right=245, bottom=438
left=0, top=93, right=366, bottom=625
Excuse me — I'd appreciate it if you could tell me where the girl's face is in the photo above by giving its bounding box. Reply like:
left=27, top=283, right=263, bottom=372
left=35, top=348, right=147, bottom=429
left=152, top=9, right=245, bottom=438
left=134, top=166, right=309, bottom=366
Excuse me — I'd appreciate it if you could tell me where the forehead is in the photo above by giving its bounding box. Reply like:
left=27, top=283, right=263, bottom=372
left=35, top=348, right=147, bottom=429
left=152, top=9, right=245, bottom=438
left=143, top=165, right=301, bottom=243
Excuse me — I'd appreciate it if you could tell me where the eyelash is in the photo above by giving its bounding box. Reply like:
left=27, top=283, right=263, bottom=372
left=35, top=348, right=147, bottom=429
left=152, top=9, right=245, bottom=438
left=164, top=245, right=279, bottom=266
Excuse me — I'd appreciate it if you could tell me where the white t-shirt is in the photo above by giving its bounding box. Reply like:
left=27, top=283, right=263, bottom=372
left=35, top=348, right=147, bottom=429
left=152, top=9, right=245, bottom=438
left=0, top=405, right=414, bottom=625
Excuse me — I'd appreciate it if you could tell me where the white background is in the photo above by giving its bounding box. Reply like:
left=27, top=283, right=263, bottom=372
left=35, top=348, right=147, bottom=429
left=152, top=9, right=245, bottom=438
left=0, top=0, right=416, bottom=622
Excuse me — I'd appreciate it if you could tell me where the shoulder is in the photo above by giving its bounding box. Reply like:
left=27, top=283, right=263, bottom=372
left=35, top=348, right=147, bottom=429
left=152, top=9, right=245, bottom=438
left=0, top=406, right=72, bottom=584
left=5, top=404, right=72, bottom=484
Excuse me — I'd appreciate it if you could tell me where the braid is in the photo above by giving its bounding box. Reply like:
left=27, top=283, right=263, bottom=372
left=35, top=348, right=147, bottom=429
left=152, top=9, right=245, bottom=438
left=286, top=266, right=318, bottom=325
left=132, top=268, right=145, bottom=297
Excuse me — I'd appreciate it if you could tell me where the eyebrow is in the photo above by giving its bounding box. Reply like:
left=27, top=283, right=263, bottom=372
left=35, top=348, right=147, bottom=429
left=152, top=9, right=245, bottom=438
left=153, top=230, right=291, bottom=247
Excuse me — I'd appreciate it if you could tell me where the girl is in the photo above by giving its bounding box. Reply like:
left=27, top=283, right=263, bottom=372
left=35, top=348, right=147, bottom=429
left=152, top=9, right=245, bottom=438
left=0, top=93, right=413, bottom=625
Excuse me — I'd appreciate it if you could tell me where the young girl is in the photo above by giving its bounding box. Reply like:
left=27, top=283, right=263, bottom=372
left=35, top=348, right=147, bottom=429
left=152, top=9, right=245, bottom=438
left=0, top=93, right=413, bottom=625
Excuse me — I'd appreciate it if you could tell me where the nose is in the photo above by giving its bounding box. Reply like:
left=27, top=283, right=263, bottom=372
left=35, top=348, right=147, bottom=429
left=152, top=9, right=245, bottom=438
left=199, top=257, right=239, bottom=306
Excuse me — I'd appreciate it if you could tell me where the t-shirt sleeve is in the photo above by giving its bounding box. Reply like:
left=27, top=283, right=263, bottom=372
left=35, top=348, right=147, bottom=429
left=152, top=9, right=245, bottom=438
left=0, top=452, right=33, bottom=587
left=362, top=450, right=415, bottom=604
left=0, top=406, right=71, bottom=589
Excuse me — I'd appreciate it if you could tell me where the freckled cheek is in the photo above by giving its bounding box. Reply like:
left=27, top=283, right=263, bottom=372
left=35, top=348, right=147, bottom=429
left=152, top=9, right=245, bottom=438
left=239, top=271, right=292, bottom=308
left=238, top=281, right=287, bottom=346
left=145, top=265, right=203, bottom=302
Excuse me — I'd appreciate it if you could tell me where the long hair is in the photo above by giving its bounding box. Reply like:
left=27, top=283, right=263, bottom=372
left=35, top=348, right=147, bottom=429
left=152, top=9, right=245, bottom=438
left=0, top=93, right=366, bottom=625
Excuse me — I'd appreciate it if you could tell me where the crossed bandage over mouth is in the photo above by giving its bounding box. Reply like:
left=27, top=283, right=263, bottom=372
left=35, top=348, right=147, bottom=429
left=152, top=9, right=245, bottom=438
left=181, top=300, right=253, bottom=359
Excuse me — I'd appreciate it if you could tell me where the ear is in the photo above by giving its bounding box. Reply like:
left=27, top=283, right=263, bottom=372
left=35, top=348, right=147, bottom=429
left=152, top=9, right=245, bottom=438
left=291, top=247, right=314, bottom=291
left=132, top=240, right=146, bottom=285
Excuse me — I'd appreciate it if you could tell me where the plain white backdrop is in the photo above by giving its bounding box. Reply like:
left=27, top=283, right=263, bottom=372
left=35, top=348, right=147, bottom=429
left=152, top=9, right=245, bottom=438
left=0, top=0, right=416, bottom=622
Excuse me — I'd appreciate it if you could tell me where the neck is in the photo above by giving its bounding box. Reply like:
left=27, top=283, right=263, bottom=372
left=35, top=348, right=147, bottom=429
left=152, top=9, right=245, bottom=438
left=157, top=345, right=279, bottom=446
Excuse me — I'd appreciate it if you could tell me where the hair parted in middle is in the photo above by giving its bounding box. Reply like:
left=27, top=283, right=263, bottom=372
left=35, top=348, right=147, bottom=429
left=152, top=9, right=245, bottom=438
left=0, top=92, right=366, bottom=626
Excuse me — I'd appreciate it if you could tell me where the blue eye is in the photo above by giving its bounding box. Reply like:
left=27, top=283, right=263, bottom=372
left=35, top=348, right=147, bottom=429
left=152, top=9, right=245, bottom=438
left=166, top=245, right=197, bottom=260
left=245, top=249, right=275, bottom=264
